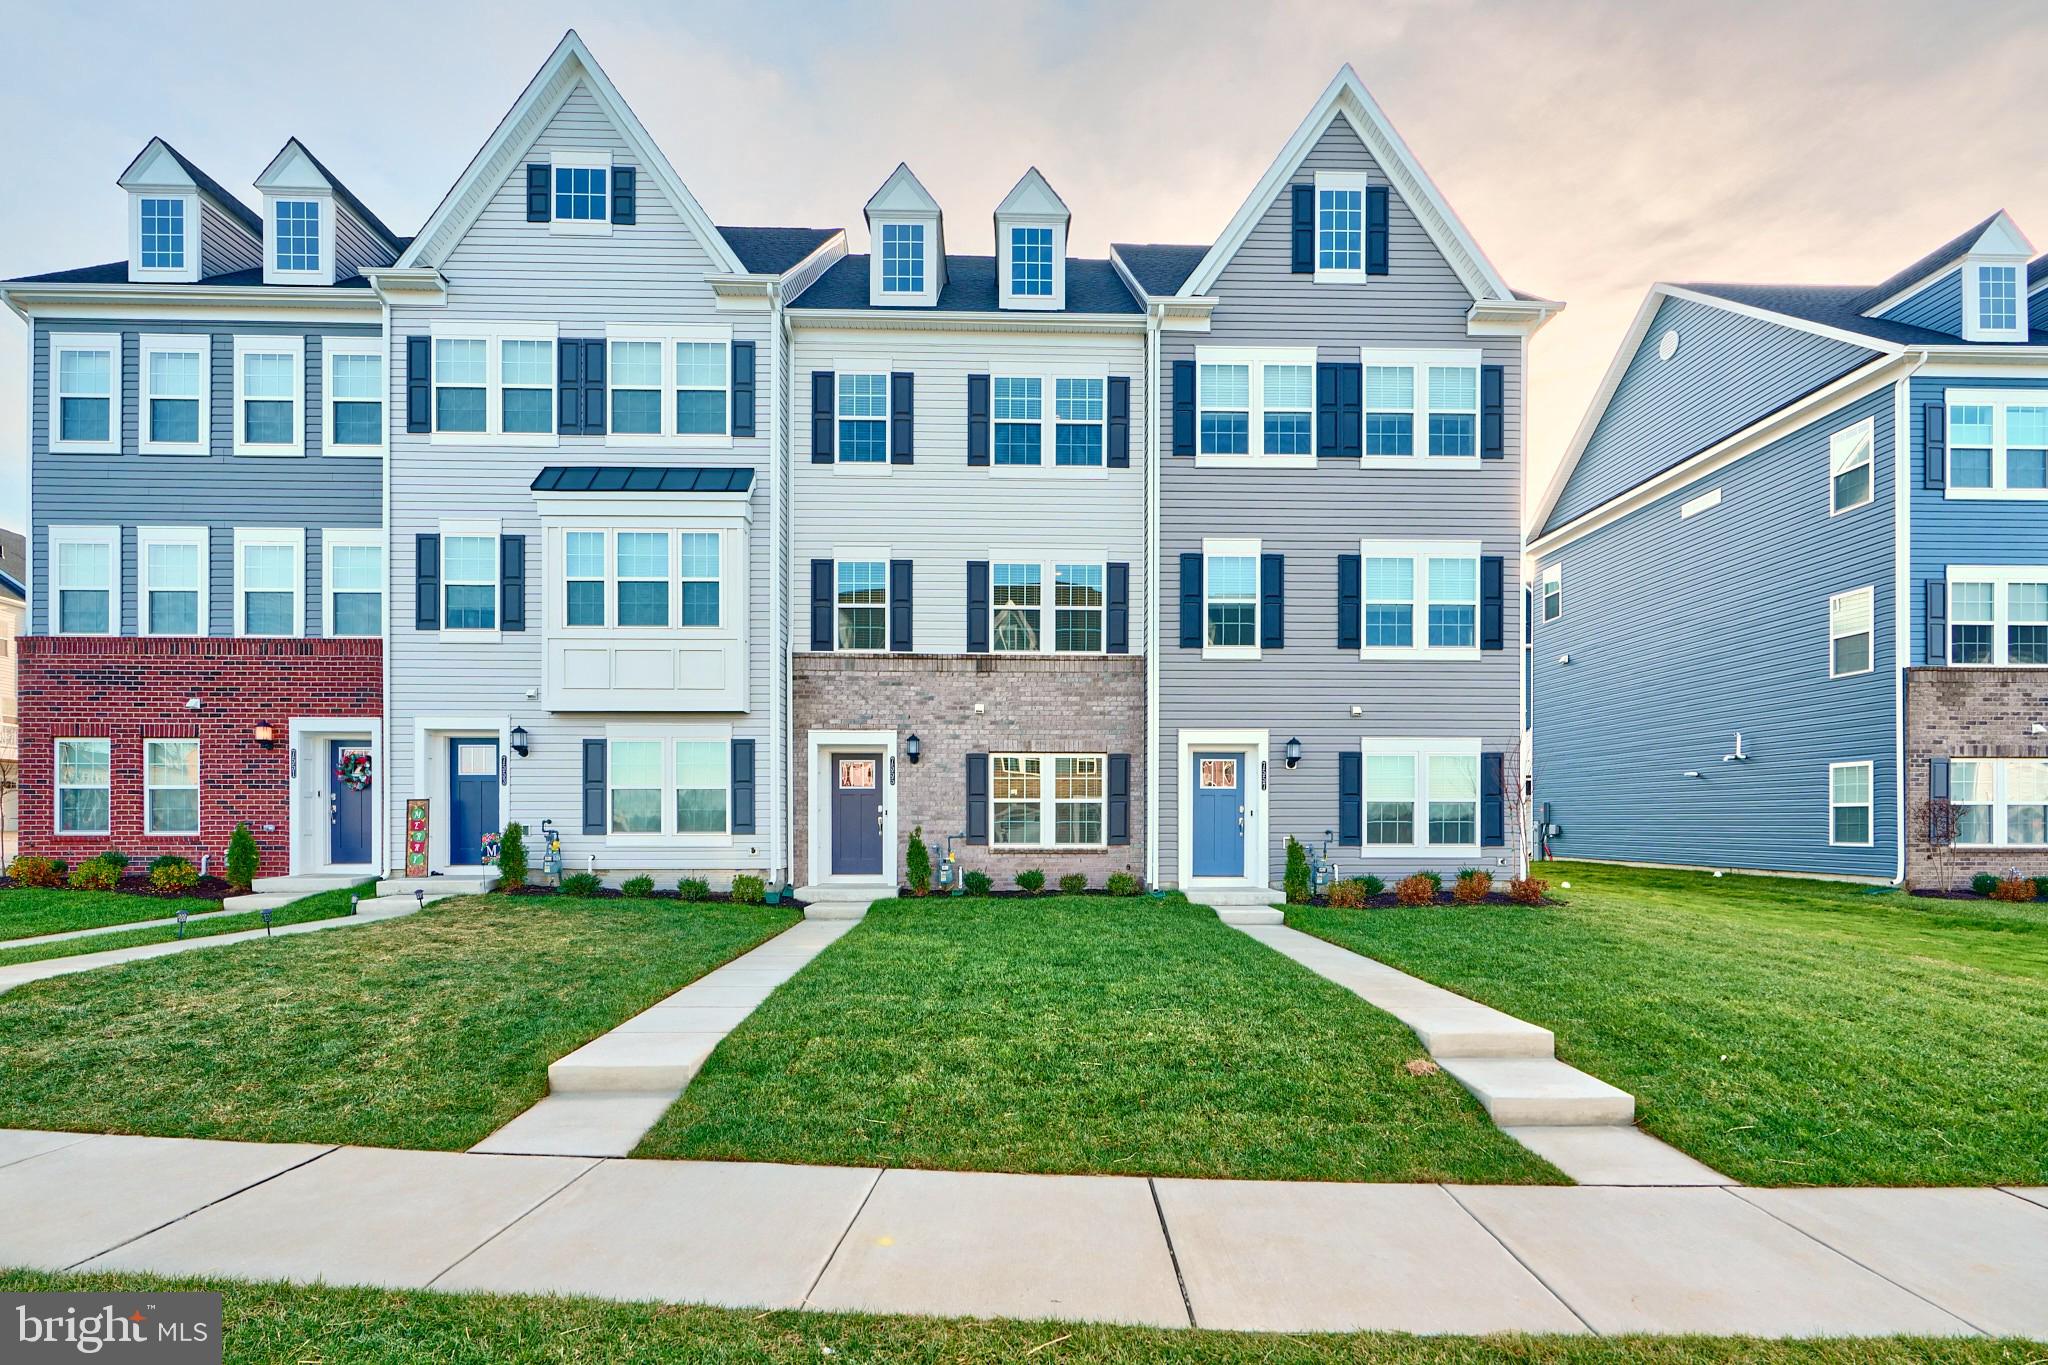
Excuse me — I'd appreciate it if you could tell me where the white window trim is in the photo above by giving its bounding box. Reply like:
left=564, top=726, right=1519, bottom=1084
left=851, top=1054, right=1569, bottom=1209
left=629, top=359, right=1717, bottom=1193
left=1360, top=736, right=1483, bottom=852
left=988, top=751, right=1110, bottom=850
left=1201, top=536, right=1262, bottom=661
left=1828, top=416, right=1875, bottom=516
left=54, top=737, right=111, bottom=836
left=830, top=367, right=892, bottom=469
left=428, top=322, right=559, bottom=448
left=138, top=525, right=210, bottom=637
left=873, top=220, right=935, bottom=303
left=1944, top=565, right=2048, bottom=668
left=1360, top=537, right=1483, bottom=662
left=1194, top=347, right=1317, bottom=470
left=603, top=723, right=734, bottom=846
left=1962, top=260, right=2027, bottom=343
left=144, top=736, right=202, bottom=836
left=1540, top=563, right=1562, bottom=623
left=999, top=220, right=1066, bottom=310
left=552, top=527, right=728, bottom=634
left=1828, top=760, right=1875, bottom=847
left=322, top=335, right=386, bottom=456
left=129, top=190, right=200, bottom=283
left=232, top=334, right=305, bottom=457
left=1828, top=585, right=1876, bottom=679
left=989, top=372, right=1113, bottom=479
left=831, top=547, right=891, bottom=654
left=1313, top=170, right=1369, bottom=284
left=49, top=525, right=120, bottom=637
left=1360, top=347, right=1485, bottom=470
left=264, top=190, right=334, bottom=286
left=49, top=333, right=122, bottom=455
left=438, top=518, right=502, bottom=644
left=322, top=526, right=385, bottom=639
left=603, top=323, right=731, bottom=449
left=1949, top=756, right=2048, bottom=849
left=137, top=334, right=211, bottom=456
left=987, top=558, right=1112, bottom=656
left=549, top=149, right=613, bottom=237
left=232, top=526, right=305, bottom=638
left=1944, top=389, right=2048, bottom=500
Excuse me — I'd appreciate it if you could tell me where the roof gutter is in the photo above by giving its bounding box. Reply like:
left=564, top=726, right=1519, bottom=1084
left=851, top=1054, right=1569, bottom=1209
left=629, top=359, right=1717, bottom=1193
left=784, top=307, right=1147, bottom=334
left=0, top=281, right=381, bottom=318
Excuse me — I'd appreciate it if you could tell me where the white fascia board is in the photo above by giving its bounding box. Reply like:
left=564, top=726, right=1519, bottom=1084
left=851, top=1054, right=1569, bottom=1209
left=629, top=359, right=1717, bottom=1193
left=784, top=308, right=1146, bottom=336
left=0, top=283, right=381, bottom=324
left=254, top=139, right=332, bottom=192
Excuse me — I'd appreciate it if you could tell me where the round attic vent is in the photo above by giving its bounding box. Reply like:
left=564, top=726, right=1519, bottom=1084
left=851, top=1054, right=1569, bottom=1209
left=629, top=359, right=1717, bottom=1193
left=1658, top=329, right=1680, bottom=361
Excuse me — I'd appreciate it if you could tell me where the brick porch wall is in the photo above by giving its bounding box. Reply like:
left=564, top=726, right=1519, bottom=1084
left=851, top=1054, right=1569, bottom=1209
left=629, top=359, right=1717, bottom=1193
left=793, top=653, right=1146, bottom=889
left=1904, top=666, right=2048, bottom=887
left=17, top=636, right=380, bottom=873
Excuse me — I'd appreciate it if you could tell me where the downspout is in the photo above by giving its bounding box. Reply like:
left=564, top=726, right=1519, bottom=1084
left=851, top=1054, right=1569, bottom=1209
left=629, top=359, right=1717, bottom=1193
left=378, top=287, right=394, bottom=878
left=1892, top=349, right=1928, bottom=886
left=1144, top=301, right=1162, bottom=887
left=770, top=283, right=791, bottom=886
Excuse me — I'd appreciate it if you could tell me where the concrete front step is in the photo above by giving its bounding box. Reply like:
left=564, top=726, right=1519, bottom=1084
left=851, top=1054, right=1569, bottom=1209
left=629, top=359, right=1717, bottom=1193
left=1213, top=907, right=1285, bottom=925
left=1438, top=1056, right=1635, bottom=1127
left=548, top=1031, right=726, bottom=1093
left=220, top=894, right=295, bottom=913
left=1194, top=887, right=1281, bottom=908
left=375, top=873, right=497, bottom=898
left=250, top=874, right=365, bottom=894
left=795, top=883, right=891, bottom=919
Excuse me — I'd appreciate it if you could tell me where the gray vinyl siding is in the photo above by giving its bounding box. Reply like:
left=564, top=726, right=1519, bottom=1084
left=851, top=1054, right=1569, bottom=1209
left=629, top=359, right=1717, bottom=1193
left=29, top=318, right=382, bottom=635
left=1877, top=268, right=1962, bottom=335
left=1532, top=386, right=1899, bottom=879
left=1157, top=114, right=1524, bottom=884
left=387, top=79, right=779, bottom=877
left=790, top=325, right=1148, bottom=652
left=1544, top=295, right=1879, bottom=533
left=333, top=203, right=389, bottom=283
left=198, top=201, right=261, bottom=277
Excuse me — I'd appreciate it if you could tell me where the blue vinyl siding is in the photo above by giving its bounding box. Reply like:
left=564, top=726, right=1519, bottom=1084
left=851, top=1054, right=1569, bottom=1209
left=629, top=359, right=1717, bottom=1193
left=1544, top=295, right=1879, bottom=533
left=1533, top=386, right=1899, bottom=878
left=2029, top=283, right=2048, bottom=335
left=1906, top=373, right=2048, bottom=663
left=1876, top=268, right=1963, bottom=335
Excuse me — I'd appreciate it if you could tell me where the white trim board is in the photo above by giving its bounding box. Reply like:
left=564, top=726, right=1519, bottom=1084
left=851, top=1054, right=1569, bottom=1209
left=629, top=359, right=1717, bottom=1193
left=1174, top=727, right=1270, bottom=890
left=805, top=728, right=898, bottom=888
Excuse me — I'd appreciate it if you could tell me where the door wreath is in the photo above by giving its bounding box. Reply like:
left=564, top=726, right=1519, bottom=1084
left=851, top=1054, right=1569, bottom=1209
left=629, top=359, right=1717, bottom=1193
left=336, top=751, right=374, bottom=791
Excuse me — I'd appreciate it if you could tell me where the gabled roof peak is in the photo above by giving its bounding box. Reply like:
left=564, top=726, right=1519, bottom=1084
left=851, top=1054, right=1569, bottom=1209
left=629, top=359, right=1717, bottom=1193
left=255, top=138, right=404, bottom=254
left=1856, top=210, right=2033, bottom=314
left=995, top=167, right=1068, bottom=220
left=863, top=163, right=941, bottom=222
left=116, top=137, right=263, bottom=240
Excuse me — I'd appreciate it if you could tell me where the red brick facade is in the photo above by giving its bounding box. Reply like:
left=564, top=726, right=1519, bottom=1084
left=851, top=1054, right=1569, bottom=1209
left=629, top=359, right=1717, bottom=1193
left=17, top=636, right=380, bottom=872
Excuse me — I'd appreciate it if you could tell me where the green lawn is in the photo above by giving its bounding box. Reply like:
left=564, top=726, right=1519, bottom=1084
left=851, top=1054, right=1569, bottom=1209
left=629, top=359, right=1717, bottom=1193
left=1289, top=861, right=2048, bottom=1187
left=4, top=1271, right=2032, bottom=1364
left=0, top=881, right=372, bottom=968
left=0, top=886, right=223, bottom=941
left=636, top=894, right=1559, bottom=1183
left=0, top=897, right=796, bottom=1150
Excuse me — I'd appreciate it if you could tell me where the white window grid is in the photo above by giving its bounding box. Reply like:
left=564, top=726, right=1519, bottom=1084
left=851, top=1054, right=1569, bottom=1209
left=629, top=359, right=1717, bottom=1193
left=1946, top=566, right=2048, bottom=667
left=232, top=334, right=305, bottom=456
left=50, top=333, right=121, bottom=454
left=1945, top=390, right=2048, bottom=499
left=50, top=525, right=120, bottom=636
left=323, top=336, right=385, bottom=454
left=1195, top=347, right=1317, bottom=465
left=1829, top=760, right=1874, bottom=847
left=233, top=526, right=304, bottom=637
left=604, top=327, right=731, bottom=446
left=323, top=527, right=384, bottom=639
left=605, top=727, right=733, bottom=841
left=1361, top=349, right=1483, bottom=465
left=55, top=737, right=111, bottom=835
left=139, top=526, right=209, bottom=637
left=1361, top=738, right=1482, bottom=850
left=1360, top=539, right=1483, bottom=660
left=429, top=325, right=557, bottom=445
left=139, top=335, right=209, bottom=454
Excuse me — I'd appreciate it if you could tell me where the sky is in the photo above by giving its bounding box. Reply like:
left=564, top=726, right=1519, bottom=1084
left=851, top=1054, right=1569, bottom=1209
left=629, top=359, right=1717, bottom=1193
left=2, top=0, right=2044, bottom=533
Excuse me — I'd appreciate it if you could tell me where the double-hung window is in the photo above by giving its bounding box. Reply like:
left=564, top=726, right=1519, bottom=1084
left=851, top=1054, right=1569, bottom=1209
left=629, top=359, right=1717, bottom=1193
left=55, top=738, right=111, bottom=835
left=1946, top=391, right=2048, bottom=497
left=602, top=327, right=732, bottom=442
left=1360, top=540, right=1482, bottom=659
left=557, top=529, right=723, bottom=632
left=1362, top=738, right=1481, bottom=850
left=615, top=531, right=670, bottom=627
left=835, top=560, right=887, bottom=650
left=441, top=531, right=498, bottom=633
left=145, top=738, right=200, bottom=835
left=1541, top=564, right=1562, bottom=623
left=1203, top=543, right=1259, bottom=653
left=1829, top=418, right=1874, bottom=514
left=1946, top=567, right=2048, bottom=666
left=140, top=335, right=207, bottom=452
left=1829, top=761, right=1873, bottom=846
left=680, top=532, right=720, bottom=626
left=1011, top=226, right=1053, bottom=297
left=879, top=223, right=924, bottom=294
left=1952, top=758, right=2048, bottom=847
left=1055, top=379, right=1105, bottom=466
left=500, top=339, right=555, bottom=434
left=51, top=526, right=119, bottom=635
left=324, top=528, right=383, bottom=637
left=140, top=527, right=207, bottom=636
left=324, top=338, right=384, bottom=452
left=994, top=378, right=1043, bottom=465
left=1828, top=586, right=1874, bottom=678
left=1362, top=349, right=1482, bottom=464
left=990, top=752, right=1105, bottom=848
left=837, top=373, right=888, bottom=462
left=992, top=562, right=1042, bottom=651
left=986, top=560, right=1106, bottom=654
left=138, top=196, right=186, bottom=270
left=234, top=336, right=304, bottom=455
left=434, top=338, right=488, bottom=433
left=607, top=730, right=731, bottom=839
left=610, top=341, right=662, bottom=435
left=51, top=335, right=120, bottom=453
left=431, top=327, right=560, bottom=442
left=565, top=531, right=606, bottom=626
left=1194, top=348, right=1318, bottom=465
left=674, top=341, right=728, bottom=436
left=1055, top=563, right=1105, bottom=651
left=234, top=528, right=304, bottom=636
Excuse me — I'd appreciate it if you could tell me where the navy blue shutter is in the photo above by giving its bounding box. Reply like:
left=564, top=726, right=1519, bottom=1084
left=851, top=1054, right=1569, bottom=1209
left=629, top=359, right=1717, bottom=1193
left=1365, top=184, right=1390, bottom=275
left=810, top=559, right=834, bottom=650
left=581, top=339, right=606, bottom=434
left=890, top=372, right=914, bottom=464
left=1481, top=556, right=1505, bottom=650
left=1171, top=360, right=1196, bottom=456
left=1928, top=758, right=1950, bottom=843
left=889, top=559, right=913, bottom=652
left=811, top=372, right=835, bottom=462
left=730, top=341, right=755, bottom=438
left=1317, top=362, right=1361, bottom=457
left=1260, top=553, right=1285, bottom=650
left=1179, top=553, right=1203, bottom=649
left=1337, top=554, right=1362, bottom=649
left=1107, top=755, right=1131, bottom=845
left=1337, top=751, right=1362, bottom=847
left=406, top=335, right=431, bottom=433
left=966, top=374, right=990, bottom=465
left=965, top=561, right=990, bottom=653
left=557, top=340, right=605, bottom=435
left=1106, top=376, right=1131, bottom=468
left=610, top=165, right=636, bottom=225
left=582, top=740, right=606, bottom=834
left=1925, top=579, right=1947, bottom=666
left=1106, top=562, right=1130, bottom=654
left=1291, top=183, right=1315, bottom=273
left=1481, top=365, right=1506, bottom=460
left=526, top=164, right=550, bottom=222
left=414, top=534, right=440, bottom=631
left=1481, top=752, right=1506, bottom=847
left=966, top=753, right=989, bottom=844
left=1923, top=403, right=1946, bottom=489
left=730, top=739, right=756, bottom=834
left=500, top=535, right=526, bottom=632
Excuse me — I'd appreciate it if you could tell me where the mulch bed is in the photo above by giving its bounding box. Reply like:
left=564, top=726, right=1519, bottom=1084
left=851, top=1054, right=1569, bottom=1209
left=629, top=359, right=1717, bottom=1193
left=498, top=882, right=806, bottom=909
left=0, top=874, right=238, bottom=903
left=1910, top=888, right=2045, bottom=903
left=1296, top=890, right=1562, bottom=909
left=893, top=888, right=1145, bottom=901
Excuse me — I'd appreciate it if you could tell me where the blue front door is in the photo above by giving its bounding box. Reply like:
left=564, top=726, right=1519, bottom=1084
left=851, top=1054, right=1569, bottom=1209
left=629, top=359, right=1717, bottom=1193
left=1192, top=751, right=1246, bottom=878
left=329, top=740, right=373, bottom=866
left=448, top=738, right=500, bottom=868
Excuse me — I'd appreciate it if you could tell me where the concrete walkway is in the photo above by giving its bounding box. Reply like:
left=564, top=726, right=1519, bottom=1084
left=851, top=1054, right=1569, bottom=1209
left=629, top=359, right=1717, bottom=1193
left=472, top=918, right=857, bottom=1158
left=1, top=1130, right=2042, bottom=1337
left=1, top=902, right=255, bottom=950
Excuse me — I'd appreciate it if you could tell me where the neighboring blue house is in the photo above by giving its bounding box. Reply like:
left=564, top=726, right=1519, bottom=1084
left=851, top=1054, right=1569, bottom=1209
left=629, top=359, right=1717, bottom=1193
left=1530, top=213, right=2048, bottom=884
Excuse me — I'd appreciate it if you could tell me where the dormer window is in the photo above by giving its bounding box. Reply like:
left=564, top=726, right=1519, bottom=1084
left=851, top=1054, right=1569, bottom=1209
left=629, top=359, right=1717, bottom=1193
left=275, top=200, right=321, bottom=273
left=127, top=188, right=200, bottom=282
left=880, top=223, right=925, bottom=294
left=1011, top=227, right=1053, bottom=297
left=995, top=168, right=1070, bottom=310
left=140, top=198, right=185, bottom=269
left=1978, top=264, right=2020, bottom=333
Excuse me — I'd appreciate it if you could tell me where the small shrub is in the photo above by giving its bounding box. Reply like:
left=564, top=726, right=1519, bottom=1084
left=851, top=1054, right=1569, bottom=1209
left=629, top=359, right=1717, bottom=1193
left=561, top=871, right=604, bottom=897
left=676, top=877, right=710, bottom=902
left=99, top=851, right=131, bottom=871
left=226, top=823, right=261, bottom=892
left=149, top=856, right=199, bottom=893
left=1991, top=876, right=2036, bottom=903
left=1104, top=871, right=1141, bottom=897
left=1327, top=877, right=1374, bottom=909
left=1508, top=876, right=1549, bottom=906
left=1453, top=870, right=1494, bottom=904
left=1393, top=874, right=1438, bottom=907
left=7, top=856, right=67, bottom=889
left=68, top=857, right=121, bottom=892
left=1284, top=836, right=1312, bottom=905
left=496, top=822, right=529, bottom=890
left=730, top=874, right=766, bottom=904
left=904, top=827, right=932, bottom=897
left=1417, top=870, right=1445, bottom=893
left=1359, top=874, right=1386, bottom=897
left=1058, top=872, right=1088, bottom=895
left=963, top=870, right=992, bottom=896
left=619, top=874, right=656, bottom=899
left=1971, top=872, right=2000, bottom=897
left=1016, top=868, right=1046, bottom=894
left=2034, top=876, right=2048, bottom=902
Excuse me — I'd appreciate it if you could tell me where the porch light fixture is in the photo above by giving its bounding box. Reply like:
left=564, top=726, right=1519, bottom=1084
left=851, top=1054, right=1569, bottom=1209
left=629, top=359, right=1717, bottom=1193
left=252, top=722, right=276, bottom=748
left=906, top=733, right=922, bottom=764
left=1285, top=737, right=1302, bottom=769
left=510, top=725, right=531, bottom=757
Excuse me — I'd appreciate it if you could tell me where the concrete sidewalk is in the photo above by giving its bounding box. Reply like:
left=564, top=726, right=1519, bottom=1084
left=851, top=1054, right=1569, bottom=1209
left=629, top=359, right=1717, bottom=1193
left=2, top=1129, right=2042, bottom=1337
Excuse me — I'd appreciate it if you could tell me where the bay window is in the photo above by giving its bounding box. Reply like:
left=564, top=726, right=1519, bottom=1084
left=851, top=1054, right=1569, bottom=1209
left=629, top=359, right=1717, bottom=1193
left=1361, top=349, right=1482, bottom=464
left=565, top=531, right=606, bottom=626
left=145, top=738, right=201, bottom=835
left=1947, top=568, right=2048, bottom=666
left=607, top=730, right=733, bottom=839
left=552, top=527, right=730, bottom=633
left=141, top=335, right=207, bottom=452
left=1196, top=348, right=1316, bottom=464
left=140, top=527, right=207, bottom=636
left=234, top=527, right=304, bottom=636
left=990, top=752, right=1105, bottom=849
left=234, top=336, right=303, bottom=455
left=51, top=526, right=118, bottom=635
left=51, top=334, right=119, bottom=453
left=56, top=738, right=111, bottom=835
left=1946, top=392, right=2048, bottom=497
left=615, top=531, right=669, bottom=627
left=1364, top=739, right=1483, bottom=851
left=1359, top=540, right=1482, bottom=659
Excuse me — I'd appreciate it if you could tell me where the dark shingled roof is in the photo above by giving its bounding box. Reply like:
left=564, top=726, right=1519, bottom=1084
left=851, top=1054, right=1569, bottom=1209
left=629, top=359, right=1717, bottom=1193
left=294, top=142, right=405, bottom=255
left=1849, top=213, right=2002, bottom=313
left=530, top=466, right=755, bottom=493
left=789, top=254, right=1140, bottom=314
left=717, top=226, right=840, bottom=275
left=155, top=141, right=265, bottom=240
left=2031, top=254, right=2047, bottom=288
left=1110, top=243, right=1209, bottom=297
left=1681, top=280, right=2046, bottom=348
left=4, top=261, right=377, bottom=288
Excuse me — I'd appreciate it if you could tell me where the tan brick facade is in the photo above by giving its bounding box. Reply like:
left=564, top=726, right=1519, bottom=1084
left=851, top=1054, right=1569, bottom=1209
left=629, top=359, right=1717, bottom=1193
left=793, top=653, right=1145, bottom=889
left=1904, top=667, right=2048, bottom=887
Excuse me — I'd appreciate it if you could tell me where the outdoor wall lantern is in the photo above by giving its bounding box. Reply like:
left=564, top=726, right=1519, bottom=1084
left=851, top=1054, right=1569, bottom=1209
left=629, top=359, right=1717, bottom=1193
left=1285, top=736, right=1302, bottom=769
left=252, top=722, right=276, bottom=748
left=906, top=733, right=922, bottom=764
left=510, top=725, right=531, bottom=757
